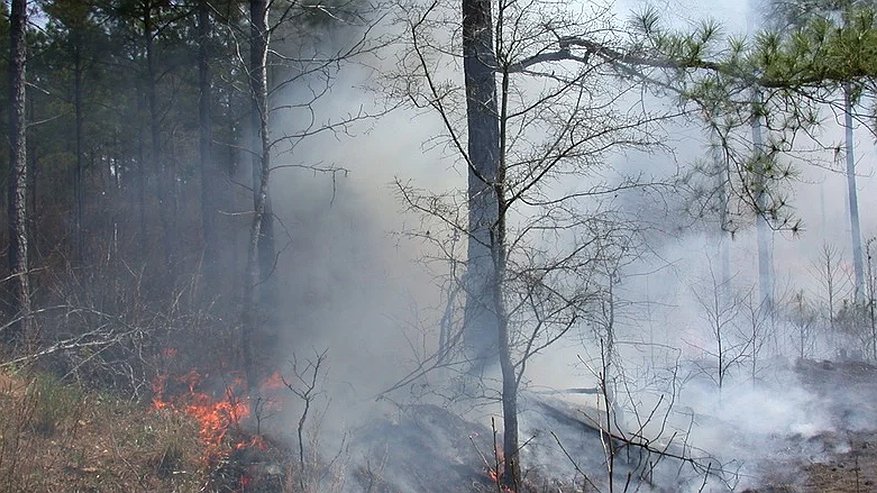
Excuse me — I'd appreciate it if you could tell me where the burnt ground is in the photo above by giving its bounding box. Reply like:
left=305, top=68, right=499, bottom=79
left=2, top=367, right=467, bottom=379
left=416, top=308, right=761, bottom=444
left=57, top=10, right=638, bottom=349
left=341, top=359, right=877, bottom=493
left=751, top=359, right=877, bottom=492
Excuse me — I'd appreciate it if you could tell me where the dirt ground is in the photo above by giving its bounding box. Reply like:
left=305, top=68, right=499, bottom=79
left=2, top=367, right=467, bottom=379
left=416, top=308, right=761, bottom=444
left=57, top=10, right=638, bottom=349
left=750, top=359, right=877, bottom=492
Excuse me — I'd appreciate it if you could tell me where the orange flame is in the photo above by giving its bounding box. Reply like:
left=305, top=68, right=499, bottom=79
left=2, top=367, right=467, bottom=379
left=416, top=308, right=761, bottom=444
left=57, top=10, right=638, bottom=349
left=485, top=447, right=515, bottom=492
left=236, top=434, right=269, bottom=451
left=151, top=369, right=253, bottom=459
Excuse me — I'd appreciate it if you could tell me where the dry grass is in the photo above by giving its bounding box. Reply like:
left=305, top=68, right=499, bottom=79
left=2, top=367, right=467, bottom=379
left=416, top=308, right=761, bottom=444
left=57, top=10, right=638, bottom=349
left=0, top=370, right=209, bottom=493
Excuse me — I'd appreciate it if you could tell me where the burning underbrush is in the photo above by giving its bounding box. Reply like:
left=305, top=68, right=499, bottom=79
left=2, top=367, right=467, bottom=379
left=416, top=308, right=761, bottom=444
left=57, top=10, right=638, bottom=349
left=0, top=362, right=301, bottom=492
left=150, top=366, right=292, bottom=492
left=10, top=350, right=877, bottom=492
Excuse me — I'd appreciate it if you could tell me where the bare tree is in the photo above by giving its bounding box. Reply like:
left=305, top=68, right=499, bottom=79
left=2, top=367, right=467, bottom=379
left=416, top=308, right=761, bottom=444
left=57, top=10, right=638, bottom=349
left=836, top=237, right=877, bottom=361
left=690, top=262, right=750, bottom=390
left=788, top=291, right=818, bottom=360
left=282, top=349, right=328, bottom=492
left=241, top=0, right=272, bottom=388
left=395, top=1, right=679, bottom=486
left=392, top=0, right=877, bottom=485
left=865, top=238, right=877, bottom=359
left=238, top=0, right=387, bottom=386
left=843, top=84, right=865, bottom=298
left=460, top=0, right=501, bottom=380
left=740, top=288, right=771, bottom=381
left=810, top=243, right=850, bottom=353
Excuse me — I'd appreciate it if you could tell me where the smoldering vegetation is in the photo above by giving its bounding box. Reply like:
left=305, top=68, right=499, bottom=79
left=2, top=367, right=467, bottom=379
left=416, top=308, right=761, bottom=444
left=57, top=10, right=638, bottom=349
left=4, top=0, right=877, bottom=492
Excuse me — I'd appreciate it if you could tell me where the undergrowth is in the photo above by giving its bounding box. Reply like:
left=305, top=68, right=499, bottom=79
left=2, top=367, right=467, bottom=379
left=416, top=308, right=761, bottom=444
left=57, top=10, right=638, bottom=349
left=0, top=371, right=207, bottom=493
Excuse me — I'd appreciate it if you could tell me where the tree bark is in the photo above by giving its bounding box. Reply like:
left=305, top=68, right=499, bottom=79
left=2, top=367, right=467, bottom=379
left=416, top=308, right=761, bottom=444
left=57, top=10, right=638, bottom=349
left=242, top=0, right=272, bottom=388
left=461, top=0, right=500, bottom=377
left=73, top=30, right=85, bottom=263
left=250, top=0, right=275, bottom=298
left=461, top=0, right=519, bottom=485
left=26, top=93, right=37, bottom=220
left=6, top=0, right=33, bottom=342
left=198, top=0, right=217, bottom=282
left=711, top=130, right=732, bottom=298
left=844, top=85, right=864, bottom=300
left=137, top=103, right=147, bottom=248
left=750, top=90, right=773, bottom=312
left=143, top=1, right=173, bottom=267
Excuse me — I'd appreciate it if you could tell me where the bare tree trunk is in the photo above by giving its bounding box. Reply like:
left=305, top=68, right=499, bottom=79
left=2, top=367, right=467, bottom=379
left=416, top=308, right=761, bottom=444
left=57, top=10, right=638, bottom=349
left=711, top=132, right=731, bottom=297
left=73, top=32, right=85, bottom=264
left=751, top=90, right=773, bottom=312
left=198, top=0, right=217, bottom=282
left=844, top=85, right=864, bottom=300
left=866, top=240, right=877, bottom=359
left=719, top=200, right=731, bottom=292
left=136, top=94, right=147, bottom=248
left=496, top=69, right=519, bottom=488
left=242, top=0, right=272, bottom=388
left=250, top=0, right=275, bottom=303
left=462, top=0, right=500, bottom=377
left=6, top=0, right=32, bottom=342
left=498, top=311, right=519, bottom=489
left=144, top=1, right=173, bottom=268
left=460, top=0, right=519, bottom=483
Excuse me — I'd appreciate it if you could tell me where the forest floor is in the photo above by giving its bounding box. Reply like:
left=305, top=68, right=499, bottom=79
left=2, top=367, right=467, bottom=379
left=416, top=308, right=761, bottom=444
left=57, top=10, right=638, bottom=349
left=3, top=359, right=877, bottom=492
left=0, top=371, right=209, bottom=492
left=751, top=359, right=877, bottom=492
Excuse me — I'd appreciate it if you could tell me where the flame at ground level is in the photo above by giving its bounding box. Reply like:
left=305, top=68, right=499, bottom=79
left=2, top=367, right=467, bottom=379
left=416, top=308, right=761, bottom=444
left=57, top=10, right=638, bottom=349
left=151, top=367, right=274, bottom=460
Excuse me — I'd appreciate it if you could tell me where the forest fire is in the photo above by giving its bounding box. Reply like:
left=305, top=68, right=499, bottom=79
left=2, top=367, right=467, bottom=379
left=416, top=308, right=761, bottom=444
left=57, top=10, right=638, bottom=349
left=150, top=362, right=287, bottom=452
left=472, top=433, right=513, bottom=492
left=14, top=0, right=877, bottom=490
left=151, top=370, right=254, bottom=459
left=484, top=451, right=514, bottom=493
left=151, top=344, right=288, bottom=459
left=484, top=463, right=516, bottom=492
left=150, top=364, right=290, bottom=491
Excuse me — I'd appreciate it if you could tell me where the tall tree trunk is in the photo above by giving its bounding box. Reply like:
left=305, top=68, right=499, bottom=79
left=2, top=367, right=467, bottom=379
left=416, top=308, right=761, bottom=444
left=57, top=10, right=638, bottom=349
left=719, top=191, right=731, bottom=295
left=198, top=0, right=216, bottom=283
left=242, top=0, right=272, bottom=388
left=711, top=130, right=731, bottom=296
left=73, top=33, right=85, bottom=264
left=26, top=91, right=36, bottom=218
left=844, top=85, right=864, bottom=300
left=751, top=90, right=773, bottom=312
left=461, top=0, right=519, bottom=484
left=496, top=66, right=519, bottom=488
left=250, top=0, right=275, bottom=301
left=137, top=110, right=147, bottom=248
left=6, top=0, right=33, bottom=342
left=462, top=0, right=500, bottom=377
left=144, top=1, right=172, bottom=268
